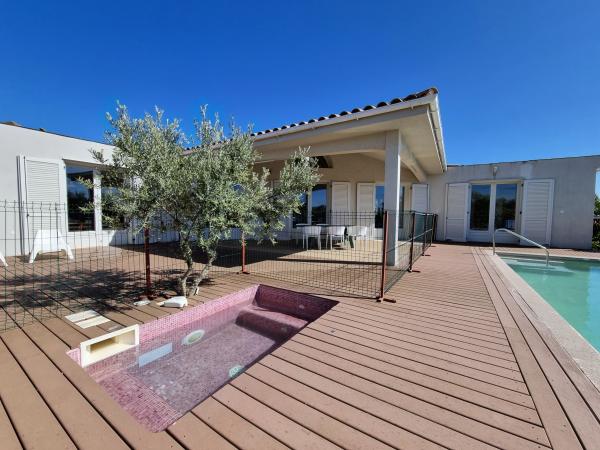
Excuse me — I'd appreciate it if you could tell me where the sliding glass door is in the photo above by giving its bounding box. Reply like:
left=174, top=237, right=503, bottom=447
left=468, top=182, right=519, bottom=242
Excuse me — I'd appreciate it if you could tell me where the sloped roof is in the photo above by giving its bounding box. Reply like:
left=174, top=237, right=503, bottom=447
left=250, top=87, right=438, bottom=137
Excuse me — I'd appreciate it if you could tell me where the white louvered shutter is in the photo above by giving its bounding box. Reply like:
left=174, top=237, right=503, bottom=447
left=20, top=157, right=67, bottom=252
left=411, top=184, right=429, bottom=213
left=331, top=182, right=350, bottom=225
left=521, top=179, right=554, bottom=245
left=356, top=183, right=375, bottom=227
left=445, top=183, right=469, bottom=242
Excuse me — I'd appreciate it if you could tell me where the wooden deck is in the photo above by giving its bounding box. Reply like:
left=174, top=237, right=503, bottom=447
left=0, top=243, right=599, bottom=449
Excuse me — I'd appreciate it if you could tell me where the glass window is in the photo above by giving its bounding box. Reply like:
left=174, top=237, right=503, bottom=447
left=470, top=184, right=491, bottom=230
left=375, top=185, right=385, bottom=228
left=66, top=166, right=95, bottom=231
left=375, top=185, right=405, bottom=228
left=293, top=192, right=308, bottom=227
left=311, top=184, right=328, bottom=224
left=495, top=183, right=518, bottom=230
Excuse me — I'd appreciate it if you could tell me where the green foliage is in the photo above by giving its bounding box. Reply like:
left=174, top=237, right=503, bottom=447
left=92, top=104, right=319, bottom=295
left=595, top=194, right=600, bottom=217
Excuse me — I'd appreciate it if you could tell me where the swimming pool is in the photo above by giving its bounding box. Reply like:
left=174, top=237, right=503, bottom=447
left=501, top=256, right=600, bottom=351
left=67, top=285, right=336, bottom=431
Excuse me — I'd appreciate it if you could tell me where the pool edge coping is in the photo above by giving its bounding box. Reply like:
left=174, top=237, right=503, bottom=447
left=489, top=251, right=600, bottom=392
left=496, top=250, right=600, bottom=263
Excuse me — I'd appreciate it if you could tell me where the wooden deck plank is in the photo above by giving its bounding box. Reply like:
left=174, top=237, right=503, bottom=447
left=306, top=322, right=527, bottom=389
left=476, top=248, right=600, bottom=449
left=231, top=373, right=392, bottom=450
left=19, top=323, right=183, bottom=450
left=214, top=384, right=340, bottom=449
left=328, top=306, right=514, bottom=356
left=247, top=363, right=441, bottom=449
left=193, top=397, right=289, bottom=450
left=0, top=397, right=22, bottom=450
left=335, top=301, right=511, bottom=346
left=319, top=313, right=518, bottom=367
left=290, top=332, right=537, bottom=413
left=260, top=354, right=495, bottom=449
left=0, top=338, right=76, bottom=450
left=0, top=329, right=129, bottom=450
left=167, top=413, right=236, bottom=449
left=274, top=345, right=549, bottom=448
left=472, top=249, right=584, bottom=449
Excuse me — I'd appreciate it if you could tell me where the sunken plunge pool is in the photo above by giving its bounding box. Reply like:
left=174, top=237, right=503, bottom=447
left=67, top=285, right=337, bottom=432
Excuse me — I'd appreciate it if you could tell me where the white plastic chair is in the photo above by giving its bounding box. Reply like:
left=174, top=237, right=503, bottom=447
left=325, top=226, right=346, bottom=249
left=29, top=229, right=74, bottom=263
left=302, top=226, right=322, bottom=250
left=346, top=226, right=368, bottom=248
left=0, top=251, right=6, bottom=267
left=294, top=223, right=309, bottom=245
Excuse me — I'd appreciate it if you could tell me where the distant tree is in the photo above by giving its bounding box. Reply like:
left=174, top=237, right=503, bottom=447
left=89, top=104, right=319, bottom=296
left=595, top=194, right=600, bottom=217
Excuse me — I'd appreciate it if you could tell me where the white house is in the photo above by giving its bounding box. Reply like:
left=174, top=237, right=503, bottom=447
left=1, top=87, right=598, bottom=260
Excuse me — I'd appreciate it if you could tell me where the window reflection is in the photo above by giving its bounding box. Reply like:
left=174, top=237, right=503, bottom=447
left=66, top=166, right=95, bottom=231
left=495, top=184, right=518, bottom=230
left=311, top=184, right=327, bottom=224
left=470, top=184, right=491, bottom=230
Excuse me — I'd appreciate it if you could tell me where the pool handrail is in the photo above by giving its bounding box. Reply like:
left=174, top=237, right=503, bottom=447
left=492, top=228, right=549, bottom=267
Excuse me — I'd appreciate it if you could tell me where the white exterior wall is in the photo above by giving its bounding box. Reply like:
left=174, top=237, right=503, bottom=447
left=0, top=124, right=116, bottom=256
left=427, top=156, right=600, bottom=249
left=0, top=124, right=114, bottom=201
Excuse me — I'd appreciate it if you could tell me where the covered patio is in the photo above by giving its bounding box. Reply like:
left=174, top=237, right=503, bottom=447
left=252, top=88, right=445, bottom=267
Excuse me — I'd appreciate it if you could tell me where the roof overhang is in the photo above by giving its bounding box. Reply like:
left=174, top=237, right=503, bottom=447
left=253, top=92, right=446, bottom=175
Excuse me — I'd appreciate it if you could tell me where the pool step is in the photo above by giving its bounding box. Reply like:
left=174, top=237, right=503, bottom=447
left=236, top=305, right=307, bottom=339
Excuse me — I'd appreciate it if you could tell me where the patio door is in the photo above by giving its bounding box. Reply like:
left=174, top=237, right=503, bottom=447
left=467, top=182, right=520, bottom=243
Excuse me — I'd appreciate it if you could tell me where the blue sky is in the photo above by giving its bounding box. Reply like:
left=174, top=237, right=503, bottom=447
left=1, top=0, right=599, bottom=192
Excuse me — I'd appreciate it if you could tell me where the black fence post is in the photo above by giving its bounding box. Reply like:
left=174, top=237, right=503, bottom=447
left=431, top=214, right=437, bottom=247
left=408, top=211, right=416, bottom=271
left=378, top=211, right=388, bottom=302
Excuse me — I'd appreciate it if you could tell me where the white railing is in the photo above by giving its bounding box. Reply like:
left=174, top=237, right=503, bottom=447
left=493, top=228, right=549, bottom=267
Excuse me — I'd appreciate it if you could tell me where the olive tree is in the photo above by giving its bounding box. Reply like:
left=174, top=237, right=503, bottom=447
left=91, top=104, right=319, bottom=296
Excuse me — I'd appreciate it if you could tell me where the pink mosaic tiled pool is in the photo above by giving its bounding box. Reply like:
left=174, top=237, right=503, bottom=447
left=67, top=284, right=336, bottom=432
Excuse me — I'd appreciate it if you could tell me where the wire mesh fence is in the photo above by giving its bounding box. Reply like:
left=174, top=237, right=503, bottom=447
left=0, top=200, right=436, bottom=332
left=0, top=201, right=240, bottom=332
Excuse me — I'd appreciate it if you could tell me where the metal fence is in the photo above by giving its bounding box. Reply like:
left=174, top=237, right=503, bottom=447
left=0, top=200, right=436, bottom=332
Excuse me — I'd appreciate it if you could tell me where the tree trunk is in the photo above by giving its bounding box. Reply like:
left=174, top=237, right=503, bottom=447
left=177, top=235, right=194, bottom=296
left=189, top=250, right=216, bottom=296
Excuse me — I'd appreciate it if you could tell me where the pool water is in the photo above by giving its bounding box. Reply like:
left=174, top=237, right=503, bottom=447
left=68, top=285, right=335, bottom=431
left=502, top=256, right=600, bottom=351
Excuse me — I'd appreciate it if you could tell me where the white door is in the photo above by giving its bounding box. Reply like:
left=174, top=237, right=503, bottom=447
left=18, top=156, right=67, bottom=253
left=445, top=183, right=469, bottom=242
left=331, top=182, right=350, bottom=225
left=411, top=184, right=429, bottom=213
left=521, top=179, right=554, bottom=245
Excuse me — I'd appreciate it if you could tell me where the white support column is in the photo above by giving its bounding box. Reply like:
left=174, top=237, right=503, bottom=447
left=384, top=130, right=402, bottom=265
